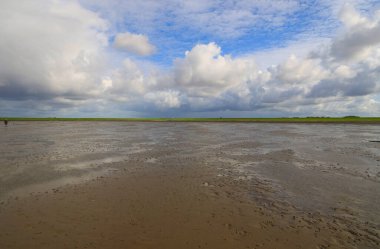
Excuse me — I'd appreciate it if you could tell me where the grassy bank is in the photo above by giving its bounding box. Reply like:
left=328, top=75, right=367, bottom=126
left=1, top=117, right=380, bottom=123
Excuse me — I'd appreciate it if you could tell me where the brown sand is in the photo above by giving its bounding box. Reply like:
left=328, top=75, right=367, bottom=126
left=1, top=160, right=378, bottom=249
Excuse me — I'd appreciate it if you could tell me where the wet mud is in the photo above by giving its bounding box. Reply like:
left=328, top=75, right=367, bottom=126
left=0, top=122, right=379, bottom=248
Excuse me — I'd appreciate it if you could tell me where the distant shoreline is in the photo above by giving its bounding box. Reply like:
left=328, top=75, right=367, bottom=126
left=1, top=117, right=380, bottom=124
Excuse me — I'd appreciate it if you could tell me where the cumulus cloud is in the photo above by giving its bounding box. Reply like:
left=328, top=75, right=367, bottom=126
left=330, top=4, right=380, bottom=61
left=174, top=43, right=256, bottom=97
left=267, top=55, right=328, bottom=85
left=0, top=0, right=108, bottom=102
left=305, top=4, right=380, bottom=101
left=114, top=32, right=156, bottom=56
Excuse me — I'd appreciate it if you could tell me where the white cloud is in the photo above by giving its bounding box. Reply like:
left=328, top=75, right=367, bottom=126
left=144, top=90, right=181, bottom=109
left=268, top=55, right=328, bottom=86
left=174, top=43, right=256, bottom=97
left=334, top=65, right=356, bottom=79
left=0, top=0, right=108, bottom=100
left=329, top=4, right=380, bottom=62
left=114, top=32, right=156, bottom=56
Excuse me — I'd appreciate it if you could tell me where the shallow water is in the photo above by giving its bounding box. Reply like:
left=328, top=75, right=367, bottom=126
left=1, top=122, right=379, bottom=224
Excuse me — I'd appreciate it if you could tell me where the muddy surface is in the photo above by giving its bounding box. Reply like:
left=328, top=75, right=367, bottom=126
left=0, top=122, right=379, bottom=248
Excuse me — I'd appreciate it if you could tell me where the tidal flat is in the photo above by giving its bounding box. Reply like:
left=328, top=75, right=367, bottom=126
left=0, top=122, right=379, bottom=248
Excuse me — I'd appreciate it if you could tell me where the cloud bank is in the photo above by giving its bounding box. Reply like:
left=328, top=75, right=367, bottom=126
left=0, top=1, right=379, bottom=117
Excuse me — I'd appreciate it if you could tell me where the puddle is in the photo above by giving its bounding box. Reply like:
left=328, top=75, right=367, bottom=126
left=3, top=168, right=112, bottom=201
left=54, top=156, right=128, bottom=171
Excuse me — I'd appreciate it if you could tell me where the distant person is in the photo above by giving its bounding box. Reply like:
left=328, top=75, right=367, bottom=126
left=4, top=119, right=8, bottom=126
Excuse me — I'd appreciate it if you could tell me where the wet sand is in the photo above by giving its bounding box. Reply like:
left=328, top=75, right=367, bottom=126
left=0, top=122, right=379, bottom=248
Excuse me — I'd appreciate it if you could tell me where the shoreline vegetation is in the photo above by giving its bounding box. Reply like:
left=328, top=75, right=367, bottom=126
left=1, top=116, right=380, bottom=123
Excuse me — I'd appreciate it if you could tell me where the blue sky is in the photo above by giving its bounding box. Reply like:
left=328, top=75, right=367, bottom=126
left=89, top=0, right=341, bottom=65
left=1, top=0, right=380, bottom=117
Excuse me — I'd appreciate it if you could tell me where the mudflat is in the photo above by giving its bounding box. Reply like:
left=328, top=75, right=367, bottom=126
left=0, top=122, right=379, bottom=249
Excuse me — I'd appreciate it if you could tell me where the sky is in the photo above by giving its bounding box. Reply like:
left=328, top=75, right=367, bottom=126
left=1, top=0, right=380, bottom=117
